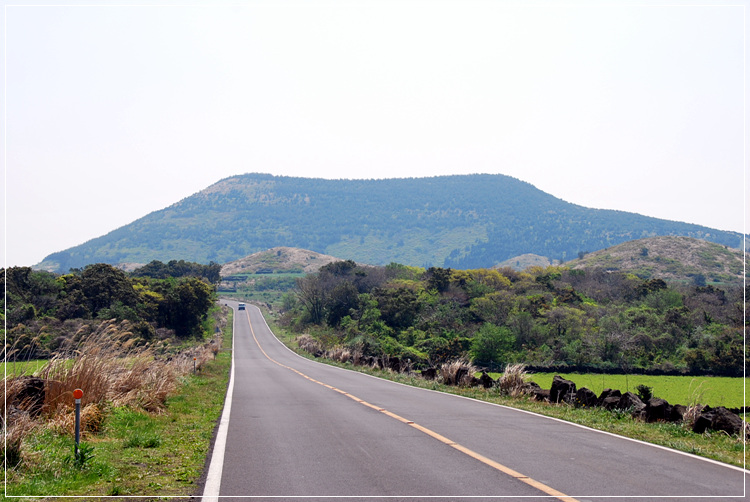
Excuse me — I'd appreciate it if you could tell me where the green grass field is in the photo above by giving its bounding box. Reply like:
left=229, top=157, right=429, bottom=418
left=518, top=373, right=747, bottom=409
left=2, top=359, right=48, bottom=376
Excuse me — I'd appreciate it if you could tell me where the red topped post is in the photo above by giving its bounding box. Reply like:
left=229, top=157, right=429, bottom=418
left=73, top=389, right=83, bottom=458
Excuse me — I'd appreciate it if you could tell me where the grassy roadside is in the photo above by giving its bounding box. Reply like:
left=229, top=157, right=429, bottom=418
left=5, top=309, right=233, bottom=500
left=264, top=313, right=747, bottom=469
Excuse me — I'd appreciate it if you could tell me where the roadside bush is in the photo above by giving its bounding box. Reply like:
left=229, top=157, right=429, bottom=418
left=636, top=384, right=653, bottom=402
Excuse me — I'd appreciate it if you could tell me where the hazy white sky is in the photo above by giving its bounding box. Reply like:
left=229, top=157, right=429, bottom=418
left=3, top=0, right=747, bottom=267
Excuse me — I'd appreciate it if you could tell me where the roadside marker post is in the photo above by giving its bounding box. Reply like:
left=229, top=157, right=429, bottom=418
left=194, top=357, right=197, bottom=374
left=73, top=388, right=83, bottom=458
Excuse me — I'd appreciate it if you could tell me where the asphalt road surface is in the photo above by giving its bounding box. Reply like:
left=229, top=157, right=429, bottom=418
left=201, top=303, right=747, bottom=501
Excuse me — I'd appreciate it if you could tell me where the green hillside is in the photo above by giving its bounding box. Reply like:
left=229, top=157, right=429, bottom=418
left=36, top=173, right=745, bottom=272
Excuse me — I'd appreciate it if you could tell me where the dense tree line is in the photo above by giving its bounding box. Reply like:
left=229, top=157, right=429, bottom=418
left=131, top=259, right=222, bottom=284
left=2, top=263, right=216, bottom=360
left=283, top=262, right=746, bottom=376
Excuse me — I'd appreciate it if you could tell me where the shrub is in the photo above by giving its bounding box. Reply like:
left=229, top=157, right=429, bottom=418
left=636, top=384, right=653, bottom=402
left=469, top=323, right=515, bottom=365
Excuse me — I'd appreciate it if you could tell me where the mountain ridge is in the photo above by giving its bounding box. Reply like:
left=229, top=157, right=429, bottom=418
left=36, top=173, right=745, bottom=272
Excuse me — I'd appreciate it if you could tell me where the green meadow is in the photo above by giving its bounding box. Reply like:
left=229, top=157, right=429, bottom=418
left=2, top=359, right=48, bottom=376
left=520, top=373, right=747, bottom=409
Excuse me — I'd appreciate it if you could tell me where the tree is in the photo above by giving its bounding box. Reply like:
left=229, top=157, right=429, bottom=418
left=133, top=259, right=222, bottom=284
left=78, top=264, right=138, bottom=316
left=3, top=267, right=62, bottom=325
left=326, top=281, right=360, bottom=326
left=470, top=323, right=515, bottom=366
left=204, top=261, right=222, bottom=284
left=425, top=267, right=452, bottom=293
left=160, top=277, right=214, bottom=337
left=281, top=292, right=297, bottom=312
left=544, top=306, right=585, bottom=341
left=374, top=286, right=421, bottom=329
left=320, top=260, right=358, bottom=277
left=295, top=273, right=332, bottom=324
left=469, top=291, right=515, bottom=326
left=350, top=293, right=391, bottom=337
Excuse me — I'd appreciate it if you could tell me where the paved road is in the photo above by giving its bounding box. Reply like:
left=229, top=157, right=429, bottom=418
left=202, top=303, right=747, bottom=501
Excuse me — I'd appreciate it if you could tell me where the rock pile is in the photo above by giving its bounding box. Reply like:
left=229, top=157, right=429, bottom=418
left=692, top=406, right=745, bottom=436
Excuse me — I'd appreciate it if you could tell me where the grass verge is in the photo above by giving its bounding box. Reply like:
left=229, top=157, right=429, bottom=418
left=5, top=309, right=233, bottom=500
left=265, top=314, right=746, bottom=469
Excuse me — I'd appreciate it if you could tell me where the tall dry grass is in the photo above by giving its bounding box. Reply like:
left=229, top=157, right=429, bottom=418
left=2, top=378, right=39, bottom=468
left=681, top=380, right=708, bottom=429
left=439, top=359, right=477, bottom=387
left=296, top=334, right=322, bottom=355
left=39, top=320, right=180, bottom=417
left=325, top=346, right=352, bottom=363
left=3, top=318, right=221, bottom=465
left=682, top=404, right=705, bottom=429
left=497, top=363, right=529, bottom=397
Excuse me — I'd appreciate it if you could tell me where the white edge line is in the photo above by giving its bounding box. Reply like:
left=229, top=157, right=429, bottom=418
left=248, top=304, right=750, bottom=476
left=4, top=3, right=8, bottom=497
left=742, top=3, right=747, bottom=494
left=200, top=305, right=236, bottom=502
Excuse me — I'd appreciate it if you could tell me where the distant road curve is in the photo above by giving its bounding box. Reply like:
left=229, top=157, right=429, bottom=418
left=201, top=303, right=747, bottom=501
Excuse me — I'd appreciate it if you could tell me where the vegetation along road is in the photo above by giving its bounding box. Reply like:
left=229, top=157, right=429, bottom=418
left=200, top=303, right=746, bottom=501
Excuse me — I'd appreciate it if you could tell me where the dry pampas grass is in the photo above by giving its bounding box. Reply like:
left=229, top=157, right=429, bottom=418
left=682, top=404, right=705, bottom=429
left=4, top=318, right=222, bottom=463
left=296, top=334, right=322, bottom=354
left=439, top=359, right=477, bottom=387
left=39, top=320, right=180, bottom=415
left=497, top=363, right=530, bottom=397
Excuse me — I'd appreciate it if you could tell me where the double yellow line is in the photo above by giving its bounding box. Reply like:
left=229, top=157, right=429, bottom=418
left=246, top=313, right=579, bottom=502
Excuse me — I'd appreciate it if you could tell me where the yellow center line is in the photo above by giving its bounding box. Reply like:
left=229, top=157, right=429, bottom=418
left=246, top=312, right=580, bottom=502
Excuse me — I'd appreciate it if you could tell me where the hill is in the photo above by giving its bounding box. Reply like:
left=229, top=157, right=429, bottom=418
left=568, top=236, right=747, bottom=285
left=36, top=173, right=745, bottom=272
left=220, top=247, right=343, bottom=276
